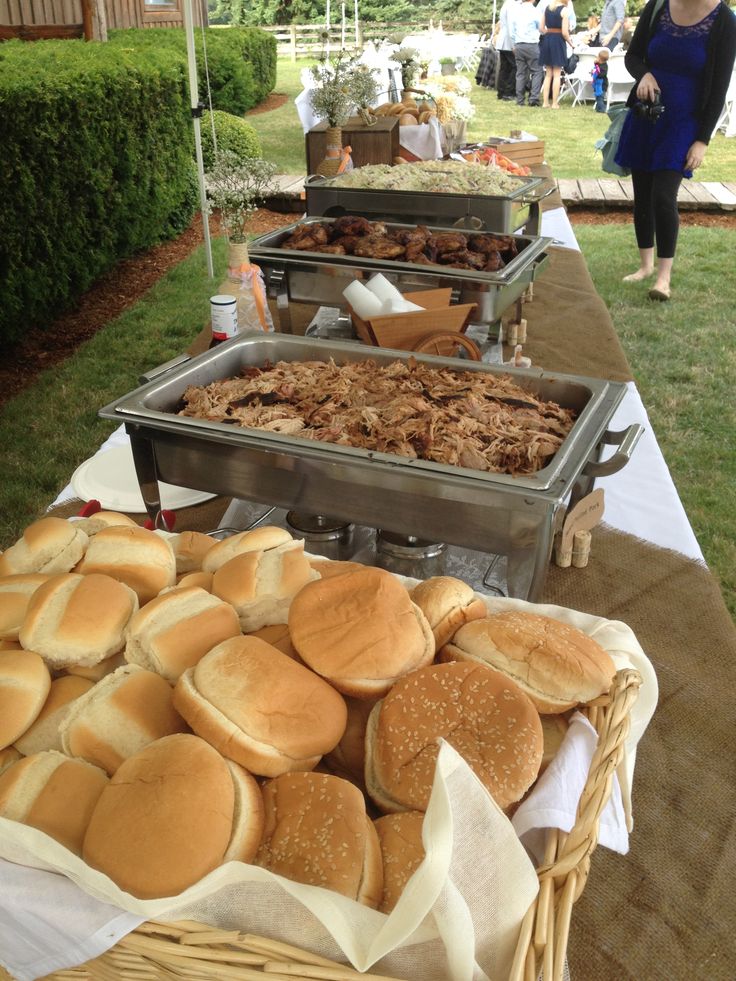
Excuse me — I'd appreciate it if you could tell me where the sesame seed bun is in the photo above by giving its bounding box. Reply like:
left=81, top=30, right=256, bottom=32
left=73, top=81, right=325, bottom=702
left=288, top=567, right=434, bottom=699
left=255, top=770, right=383, bottom=907
left=365, top=661, right=543, bottom=813
left=374, top=811, right=426, bottom=913
left=440, top=612, right=617, bottom=713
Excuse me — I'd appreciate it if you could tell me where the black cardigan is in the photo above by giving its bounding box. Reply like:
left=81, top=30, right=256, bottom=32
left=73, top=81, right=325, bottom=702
left=624, top=0, right=736, bottom=143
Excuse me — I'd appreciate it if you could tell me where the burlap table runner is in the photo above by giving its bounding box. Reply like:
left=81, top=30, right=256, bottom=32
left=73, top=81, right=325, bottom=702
left=543, top=527, right=736, bottom=979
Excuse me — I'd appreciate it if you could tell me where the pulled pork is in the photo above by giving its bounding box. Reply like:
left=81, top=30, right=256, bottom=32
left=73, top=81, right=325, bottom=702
left=178, top=359, right=576, bottom=476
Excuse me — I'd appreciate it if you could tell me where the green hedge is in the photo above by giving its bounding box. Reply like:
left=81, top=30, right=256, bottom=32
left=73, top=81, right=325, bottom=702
left=107, top=26, right=277, bottom=115
left=200, top=110, right=262, bottom=170
left=0, top=39, right=199, bottom=347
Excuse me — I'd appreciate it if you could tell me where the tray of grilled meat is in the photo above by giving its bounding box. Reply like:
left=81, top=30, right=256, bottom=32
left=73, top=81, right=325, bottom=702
left=100, top=333, right=642, bottom=601
left=248, top=216, right=553, bottom=328
left=303, top=165, right=549, bottom=234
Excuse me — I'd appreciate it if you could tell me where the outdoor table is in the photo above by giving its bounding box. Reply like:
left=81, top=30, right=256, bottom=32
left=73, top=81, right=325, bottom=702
left=1, top=177, right=734, bottom=981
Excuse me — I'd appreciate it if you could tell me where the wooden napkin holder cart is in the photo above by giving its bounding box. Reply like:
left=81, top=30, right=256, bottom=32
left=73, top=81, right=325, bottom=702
left=348, top=288, right=476, bottom=352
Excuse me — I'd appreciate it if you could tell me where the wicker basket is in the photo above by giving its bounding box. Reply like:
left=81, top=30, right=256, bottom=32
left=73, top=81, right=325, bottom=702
left=1, top=669, right=641, bottom=981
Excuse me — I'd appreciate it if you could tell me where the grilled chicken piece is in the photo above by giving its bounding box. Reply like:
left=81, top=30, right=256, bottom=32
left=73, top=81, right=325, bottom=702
left=428, top=232, right=468, bottom=254
left=353, top=236, right=406, bottom=260
left=484, top=251, right=505, bottom=272
left=469, top=234, right=515, bottom=255
left=281, top=224, right=330, bottom=250
left=437, top=249, right=486, bottom=270
left=395, top=226, right=431, bottom=247
left=330, top=235, right=362, bottom=254
left=331, top=215, right=373, bottom=238
left=314, top=244, right=347, bottom=254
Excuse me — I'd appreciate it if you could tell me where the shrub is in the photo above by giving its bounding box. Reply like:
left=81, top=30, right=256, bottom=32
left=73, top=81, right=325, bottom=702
left=107, top=26, right=277, bottom=115
left=200, top=110, right=262, bottom=170
left=0, top=39, right=196, bottom=347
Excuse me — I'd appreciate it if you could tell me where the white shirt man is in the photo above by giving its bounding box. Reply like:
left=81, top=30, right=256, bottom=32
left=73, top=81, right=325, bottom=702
left=510, top=0, right=544, bottom=106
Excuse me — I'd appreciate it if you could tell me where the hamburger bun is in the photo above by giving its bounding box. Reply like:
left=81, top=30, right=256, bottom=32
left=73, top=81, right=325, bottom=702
left=124, top=586, right=241, bottom=682
left=202, top=526, right=294, bottom=574
left=0, top=639, right=23, bottom=651
left=19, top=573, right=139, bottom=668
left=255, top=771, right=383, bottom=907
left=173, top=636, right=347, bottom=777
left=0, top=574, right=50, bottom=640
left=540, top=714, right=569, bottom=775
left=374, top=811, right=426, bottom=913
left=64, top=652, right=126, bottom=683
left=75, top=526, right=176, bottom=604
left=307, top=559, right=365, bottom=580
left=365, top=661, right=542, bottom=813
left=169, top=531, right=216, bottom=575
left=0, top=650, right=52, bottom=751
left=211, top=539, right=320, bottom=632
left=440, top=612, right=616, bottom=713
left=14, top=675, right=94, bottom=756
left=246, top=622, right=301, bottom=661
left=0, top=747, right=23, bottom=777
left=288, top=567, right=434, bottom=699
left=83, top=734, right=259, bottom=898
left=323, top=695, right=376, bottom=786
left=73, top=512, right=138, bottom=537
left=172, top=570, right=214, bottom=592
left=0, top=517, right=88, bottom=576
left=399, top=113, right=419, bottom=126
left=409, top=576, right=487, bottom=651
left=0, top=750, right=108, bottom=855
left=60, top=664, right=188, bottom=775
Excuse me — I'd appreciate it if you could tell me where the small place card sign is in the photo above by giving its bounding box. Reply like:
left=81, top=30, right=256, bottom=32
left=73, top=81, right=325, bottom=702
left=557, top=487, right=605, bottom=567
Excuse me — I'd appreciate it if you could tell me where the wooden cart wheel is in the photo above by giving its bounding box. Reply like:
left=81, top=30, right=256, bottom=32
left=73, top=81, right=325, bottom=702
left=412, top=332, right=482, bottom=360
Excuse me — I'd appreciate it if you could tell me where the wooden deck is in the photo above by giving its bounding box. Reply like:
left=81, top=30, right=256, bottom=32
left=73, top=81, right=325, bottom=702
left=265, top=175, right=736, bottom=212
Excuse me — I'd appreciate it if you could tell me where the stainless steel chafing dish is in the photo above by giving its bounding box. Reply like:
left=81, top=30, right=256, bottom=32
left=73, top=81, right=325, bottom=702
left=248, top=218, right=553, bottom=332
left=303, top=172, right=551, bottom=235
left=100, top=333, right=642, bottom=601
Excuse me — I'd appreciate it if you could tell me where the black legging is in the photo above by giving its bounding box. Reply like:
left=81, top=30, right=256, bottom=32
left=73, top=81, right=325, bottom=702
left=631, top=169, right=684, bottom=259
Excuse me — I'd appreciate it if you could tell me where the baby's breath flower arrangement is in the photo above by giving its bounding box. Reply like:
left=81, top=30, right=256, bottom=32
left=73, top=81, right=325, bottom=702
left=309, top=52, right=361, bottom=128
left=205, top=151, right=278, bottom=244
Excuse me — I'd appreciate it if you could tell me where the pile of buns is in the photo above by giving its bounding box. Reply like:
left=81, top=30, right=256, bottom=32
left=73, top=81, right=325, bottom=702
left=374, top=95, right=437, bottom=126
left=0, top=513, right=617, bottom=909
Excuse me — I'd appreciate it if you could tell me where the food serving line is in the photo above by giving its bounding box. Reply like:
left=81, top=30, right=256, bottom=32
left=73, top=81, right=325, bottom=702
left=1, top=177, right=734, bottom=981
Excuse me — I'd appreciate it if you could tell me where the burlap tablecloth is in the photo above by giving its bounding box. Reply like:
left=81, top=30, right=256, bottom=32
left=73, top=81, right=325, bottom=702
left=54, top=199, right=736, bottom=979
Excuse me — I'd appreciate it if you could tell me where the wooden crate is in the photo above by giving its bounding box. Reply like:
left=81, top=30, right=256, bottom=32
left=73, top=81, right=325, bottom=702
left=306, top=116, right=400, bottom=174
left=486, top=137, right=546, bottom=167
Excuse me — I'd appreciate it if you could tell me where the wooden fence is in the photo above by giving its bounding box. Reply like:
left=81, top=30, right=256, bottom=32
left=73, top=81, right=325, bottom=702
left=260, top=20, right=490, bottom=61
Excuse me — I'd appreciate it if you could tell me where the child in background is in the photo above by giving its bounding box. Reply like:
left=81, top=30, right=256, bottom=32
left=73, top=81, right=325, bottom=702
left=591, top=48, right=609, bottom=112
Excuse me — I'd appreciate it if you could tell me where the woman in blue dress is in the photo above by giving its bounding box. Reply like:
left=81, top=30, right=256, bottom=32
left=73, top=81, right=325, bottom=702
left=615, top=0, right=736, bottom=300
left=539, top=0, right=572, bottom=108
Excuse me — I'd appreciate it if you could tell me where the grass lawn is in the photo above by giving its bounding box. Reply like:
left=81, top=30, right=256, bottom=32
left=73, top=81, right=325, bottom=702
left=252, top=59, right=736, bottom=181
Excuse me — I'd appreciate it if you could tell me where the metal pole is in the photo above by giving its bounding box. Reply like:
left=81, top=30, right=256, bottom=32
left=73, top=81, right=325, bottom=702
left=183, top=0, right=214, bottom=278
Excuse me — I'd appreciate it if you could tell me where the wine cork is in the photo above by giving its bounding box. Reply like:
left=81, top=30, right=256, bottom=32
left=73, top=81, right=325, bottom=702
left=508, top=321, right=519, bottom=346
left=524, top=283, right=534, bottom=303
left=555, top=535, right=572, bottom=568
left=517, top=318, right=528, bottom=344
left=571, top=530, right=592, bottom=568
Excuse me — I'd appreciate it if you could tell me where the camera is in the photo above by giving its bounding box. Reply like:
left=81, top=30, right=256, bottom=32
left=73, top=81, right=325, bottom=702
left=633, top=91, right=666, bottom=123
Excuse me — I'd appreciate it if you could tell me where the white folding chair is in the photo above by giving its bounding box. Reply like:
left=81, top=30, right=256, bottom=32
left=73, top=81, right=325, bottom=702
left=560, top=59, right=595, bottom=105
left=605, top=53, right=636, bottom=110
left=713, top=68, right=736, bottom=137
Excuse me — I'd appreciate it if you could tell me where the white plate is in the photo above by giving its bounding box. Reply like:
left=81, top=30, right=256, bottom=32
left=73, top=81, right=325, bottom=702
left=71, top=443, right=216, bottom=513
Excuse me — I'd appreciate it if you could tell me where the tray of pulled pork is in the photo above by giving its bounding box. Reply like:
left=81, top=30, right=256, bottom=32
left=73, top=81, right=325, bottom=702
left=100, top=334, right=641, bottom=600
left=247, top=217, right=552, bottom=326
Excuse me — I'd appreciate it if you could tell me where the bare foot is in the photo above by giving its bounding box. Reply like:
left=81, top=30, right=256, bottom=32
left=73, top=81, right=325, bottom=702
left=648, top=281, right=671, bottom=301
left=622, top=268, right=655, bottom=283
left=551, top=104, right=560, bottom=109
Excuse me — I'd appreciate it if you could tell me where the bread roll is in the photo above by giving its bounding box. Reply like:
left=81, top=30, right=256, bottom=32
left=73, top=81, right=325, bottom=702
left=75, top=526, right=176, bottom=604
left=173, top=570, right=214, bottom=592
left=202, top=526, right=293, bottom=574
left=288, top=567, right=434, bottom=699
left=14, top=675, right=94, bottom=756
left=0, top=573, right=50, bottom=640
left=73, top=512, right=138, bottom=537
left=0, top=747, right=22, bottom=777
left=323, top=695, right=376, bottom=787
left=440, top=612, right=616, bottom=713
left=0, top=750, right=108, bottom=855
left=365, top=661, right=542, bottom=813
left=255, top=771, right=383, bottom=907
left=246, top=622, right=300, bottom=661
left=222, top=758, right=265, bottom=864
left=170, top=531, right=216, bottom=575
left=409, top=576, right=487, bottom=651
left=83, top=734, right=259, bottom=898
left=0, top=517, right=88, bottom=576
left=0, top=650, right=52, bottom=751
left=64, top=652, right=125, bottom=683
left=399, top=113, right=419, bottom=126
left=0, top=639, right=23, bottom=651
left=211, top=539, right=320, bottom=632
left=19, top=573, right=139, bottom=668
left=173, top=636, right=347, bottom=777
left=60, top=664, right=188, bottom=775
left=374, top=811, right=426, bottom=913
left=124, top=586, right=241, bottom=682
left=540, top=714, right=569, bottom=775
left=307, top=559, right=365, bottom=580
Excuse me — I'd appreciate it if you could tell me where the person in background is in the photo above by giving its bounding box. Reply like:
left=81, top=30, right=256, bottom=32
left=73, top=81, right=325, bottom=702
left=510, top=0, right=544, bottom=105
left=599, top=0, right=627, bottom=49
left=537, top=0, right=577, bottom=33
left=620, top=15, right=636, bottom=49
left=616, top=0, right=736, bottom=301
left=495, top=0, right=520, bottom=100
left=591, top=47, right=610, bottom=111
left=583, top=13, right=601, bottom=45
left=539, top=0, right=572, bottom=108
